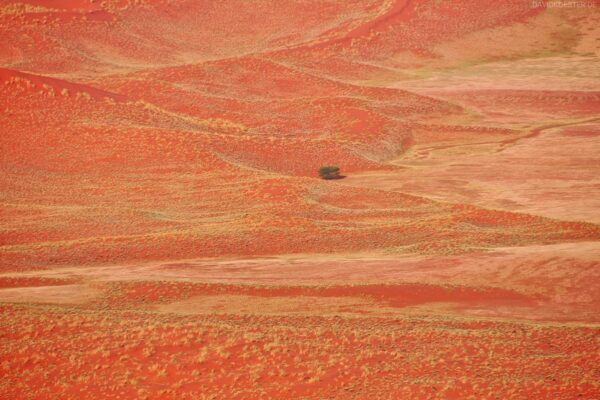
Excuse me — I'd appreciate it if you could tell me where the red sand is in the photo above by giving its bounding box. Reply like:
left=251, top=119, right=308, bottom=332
left=1, top=0, right=599, bottom=398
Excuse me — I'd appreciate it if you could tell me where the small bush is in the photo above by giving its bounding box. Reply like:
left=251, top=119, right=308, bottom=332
left=318, top=166, right=341, bottom=180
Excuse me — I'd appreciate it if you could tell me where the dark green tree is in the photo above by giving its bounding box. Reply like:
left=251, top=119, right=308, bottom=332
left=318, top=166, right=341, bottom=180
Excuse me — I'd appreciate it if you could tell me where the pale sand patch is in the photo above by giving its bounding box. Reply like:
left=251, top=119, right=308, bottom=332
left=395, top=56, right=600, bottom=93
left=342, top=123, right=600, bottom=223
left=156, top=295, right=381, bottom=316
left=0, top=284, right=99, bottom=304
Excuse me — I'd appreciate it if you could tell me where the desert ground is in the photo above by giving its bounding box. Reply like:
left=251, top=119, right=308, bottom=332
left=1, top=0, right=599, bottom=398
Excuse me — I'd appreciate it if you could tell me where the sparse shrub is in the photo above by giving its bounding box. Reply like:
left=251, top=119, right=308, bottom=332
left=318, top=166, right=341, bottom=180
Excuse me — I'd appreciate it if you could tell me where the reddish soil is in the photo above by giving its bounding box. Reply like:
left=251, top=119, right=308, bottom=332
left=1, top=0, right=599, bottom=398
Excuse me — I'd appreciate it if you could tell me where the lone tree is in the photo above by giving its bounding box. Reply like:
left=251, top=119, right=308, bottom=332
left=318, top=166, right=341, bottom=180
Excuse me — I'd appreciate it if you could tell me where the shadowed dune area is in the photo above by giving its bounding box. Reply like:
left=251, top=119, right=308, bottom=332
left=1, top=0, right=600, bottom=398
